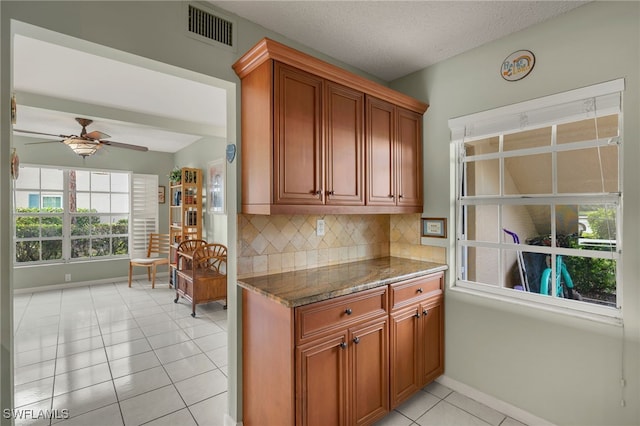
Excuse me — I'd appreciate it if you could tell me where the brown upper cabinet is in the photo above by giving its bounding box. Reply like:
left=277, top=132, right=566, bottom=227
left=366, top=97, right=423, bottom=208
left=233, top=38, right=428, bottom=215
left=274, top=63, right=365, bottom=207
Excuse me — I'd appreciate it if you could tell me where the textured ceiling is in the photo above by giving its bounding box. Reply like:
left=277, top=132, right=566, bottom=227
left=212, top=1, right=588, bottom=81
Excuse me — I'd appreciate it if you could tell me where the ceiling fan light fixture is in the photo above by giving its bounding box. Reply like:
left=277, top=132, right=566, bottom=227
left=16, top=116, right=148, bottom=155
left=63, top=137, right=101, bottom=158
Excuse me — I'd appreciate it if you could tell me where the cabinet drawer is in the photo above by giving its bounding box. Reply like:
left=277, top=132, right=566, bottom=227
left=295, top=286, right=388, bottom=344
left=176, top=274, right=193, bottom=297
left=390, top=273, right=443, bottom=310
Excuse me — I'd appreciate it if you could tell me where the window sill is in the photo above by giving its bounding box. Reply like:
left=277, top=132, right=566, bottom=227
left=449, top=283, right=623, bottom=327
left=13, top=256, right=129, bottom=269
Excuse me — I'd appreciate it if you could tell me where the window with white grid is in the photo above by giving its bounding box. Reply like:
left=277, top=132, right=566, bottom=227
left=14, top=167, right=157, bottom=265
left=450, top=79, right=623, bottom=319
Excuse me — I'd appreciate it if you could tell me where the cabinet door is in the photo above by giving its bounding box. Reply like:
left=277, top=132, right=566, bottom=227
left=396, top=108, right=423, bottom=207
left=296, top=333, right=349, bottom=426
left=366, top=96, right=396, bottom=206
left=389, top=305, right=421, bottom=408
left=325, top=82, right=364, bottom=205
left=349, top=318, right=389, bottom=426
left=420, top=297, right=444, bottom=386
left=274, top=62, right=324, bottom=205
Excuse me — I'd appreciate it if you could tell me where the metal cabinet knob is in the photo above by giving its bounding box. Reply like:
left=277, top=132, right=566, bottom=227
left=345, top=308, right=353, bottom=315
left=417, top=288, right=423, bottom=293
left=353, top=337, right=360, bottom=344
left=423, top=309, right=429, bottom=316
left=339, top=342, right=347, bottom=349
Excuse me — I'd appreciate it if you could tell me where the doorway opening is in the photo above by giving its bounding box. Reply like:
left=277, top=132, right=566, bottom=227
left=7, top=19, right=238, bottom=425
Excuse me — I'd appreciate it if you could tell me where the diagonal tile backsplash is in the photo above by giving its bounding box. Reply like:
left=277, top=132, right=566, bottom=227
left=390, top=214, right=446, bottom=264
left=238, top=213, right=445, bottom=278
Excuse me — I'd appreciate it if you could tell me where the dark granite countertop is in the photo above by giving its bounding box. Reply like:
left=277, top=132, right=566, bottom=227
left=237, top=256, right=448, bottom=308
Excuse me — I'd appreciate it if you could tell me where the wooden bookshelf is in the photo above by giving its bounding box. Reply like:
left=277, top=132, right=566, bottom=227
left=169, top=167, right=203, bottom=286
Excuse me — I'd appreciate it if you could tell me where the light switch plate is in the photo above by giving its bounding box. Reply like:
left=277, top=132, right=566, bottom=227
left=316, top=219, right=325, bottom=236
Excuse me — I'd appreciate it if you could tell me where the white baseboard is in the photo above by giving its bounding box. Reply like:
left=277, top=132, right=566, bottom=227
left=13, top=272, right=170, bottom=294
left=436, top=375, right=555, bottom=426
left=224, top=414, right=242, bottom=426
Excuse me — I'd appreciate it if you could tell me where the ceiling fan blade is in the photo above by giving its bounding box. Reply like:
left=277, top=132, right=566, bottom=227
left=16, top=122, right=150, bottom=155
left=25, top=140, right=62, bottom=145
left=99, top=140, right=149, bottom=152
left=14, top=128, right=71, bottom=139
left=84, top=130, right=111, bottom=140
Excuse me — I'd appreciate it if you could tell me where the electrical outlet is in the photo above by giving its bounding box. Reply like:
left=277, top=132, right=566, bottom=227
left=316, top=219, right=325, bottom=236
left=65, top=273, right=71, bottom=282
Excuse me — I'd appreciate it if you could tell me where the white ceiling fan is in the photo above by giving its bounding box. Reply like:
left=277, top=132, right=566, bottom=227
left=14, top=117, right=149, bottom=158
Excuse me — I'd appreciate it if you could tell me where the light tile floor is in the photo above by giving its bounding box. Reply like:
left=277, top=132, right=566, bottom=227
left=375, top=381, right=527, bottom=426
left=13, top=280, right=228, bottom=426
left=13, top=279, right=527, bottom=426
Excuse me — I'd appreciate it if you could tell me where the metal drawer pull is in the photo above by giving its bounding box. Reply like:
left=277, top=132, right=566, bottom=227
left=345, top=308, right=353, bottom=315
left=417, top=288, right=423, bottom=293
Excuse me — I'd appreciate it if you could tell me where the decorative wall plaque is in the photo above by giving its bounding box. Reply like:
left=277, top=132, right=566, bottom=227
left=501, top=50, right=535, bottom=81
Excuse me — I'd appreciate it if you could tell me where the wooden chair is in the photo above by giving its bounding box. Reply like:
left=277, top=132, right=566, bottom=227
left=175, top=243, right=227, bottom=317
left=128, top=233, right=170, bottom=288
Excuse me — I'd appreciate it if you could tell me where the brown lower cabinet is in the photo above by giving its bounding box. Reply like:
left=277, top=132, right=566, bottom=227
left=390, top=295, right=444, bottom=408
left=296, top=317, right=389, bottom=426
left=242, top=272, right=443, bottom=426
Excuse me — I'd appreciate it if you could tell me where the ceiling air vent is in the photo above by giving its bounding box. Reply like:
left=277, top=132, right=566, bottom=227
left=185, top=3, right=236, bottom=51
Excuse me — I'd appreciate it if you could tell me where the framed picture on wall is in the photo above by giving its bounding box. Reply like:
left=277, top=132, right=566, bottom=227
left=421, top=218, right=447, bottom=238
left=208, top=159, right=226, bottom=214
left=158, top=186, right=165, bottom=204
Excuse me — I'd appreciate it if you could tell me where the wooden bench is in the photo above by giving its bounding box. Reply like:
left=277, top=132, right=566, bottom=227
left=175, top=243, right=227, bottom=317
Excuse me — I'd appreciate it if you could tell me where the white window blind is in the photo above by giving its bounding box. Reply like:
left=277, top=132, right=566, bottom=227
left=449, top=79, right=624, bottom=142
left=130, top=174, right=158, bottom=258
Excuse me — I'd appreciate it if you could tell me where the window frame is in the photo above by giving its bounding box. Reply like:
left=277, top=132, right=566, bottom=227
left=13, top=165, right=135, bottom=265
left=68, top=169, right=131, bottom=261
left=450, top=79, right=624, bottom=322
